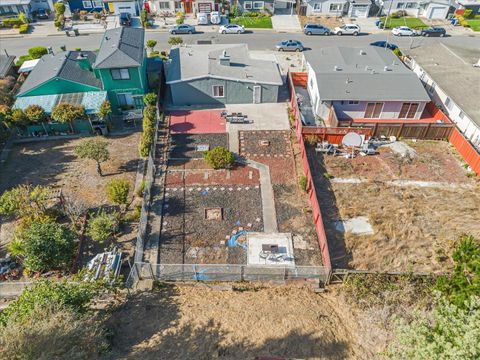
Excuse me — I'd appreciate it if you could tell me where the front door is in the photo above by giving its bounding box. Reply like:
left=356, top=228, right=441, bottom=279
left=183, top=1, right=193, bottom=13
left=253, top=86, right=261, bottom=104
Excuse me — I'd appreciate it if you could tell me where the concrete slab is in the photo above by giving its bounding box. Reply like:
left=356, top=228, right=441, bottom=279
left=335, top=216, right=374, bottom=235
left=247, top=232, right=295, bottom=266
left=170, top=109, right=226, bottom=134
left=271, top=15, right=302, bottom=32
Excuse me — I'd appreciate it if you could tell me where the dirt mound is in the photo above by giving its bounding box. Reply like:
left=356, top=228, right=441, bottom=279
left=105, top=283, right=376, bottom=360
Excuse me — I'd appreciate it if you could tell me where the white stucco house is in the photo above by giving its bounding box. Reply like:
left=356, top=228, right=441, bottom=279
left=304, top=46, right=431, bottom=124
left=300, top=0, right=370, bottom=17
left=0, top=0, right=54, bottom=17
left=405, top=44, right=480, bottom=148
left=377, top=0, right=455, bottom=19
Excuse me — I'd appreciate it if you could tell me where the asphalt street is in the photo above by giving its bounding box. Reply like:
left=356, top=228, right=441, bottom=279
left=1, top=29, right=479, bottom=57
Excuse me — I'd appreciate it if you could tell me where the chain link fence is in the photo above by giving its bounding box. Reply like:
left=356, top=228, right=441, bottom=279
left=128, top=262, right=331, bottom=286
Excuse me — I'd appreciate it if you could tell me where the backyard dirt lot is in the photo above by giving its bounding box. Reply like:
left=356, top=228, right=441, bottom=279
left=309, top=140, right=480, bottom=272
left=105, top=283, right=377, bottom=360
left=299, top=15, right=344, bottom=29
left=0, top=133, right=141, bottom=260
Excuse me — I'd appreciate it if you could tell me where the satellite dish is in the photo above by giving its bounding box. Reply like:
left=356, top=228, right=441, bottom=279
left=342, top=132, right=363, bottom=147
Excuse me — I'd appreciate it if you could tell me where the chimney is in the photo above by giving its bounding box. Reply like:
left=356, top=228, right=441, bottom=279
left=219, top=50, right=230, bottom=66
left=76, top=52, right=92, bottom=71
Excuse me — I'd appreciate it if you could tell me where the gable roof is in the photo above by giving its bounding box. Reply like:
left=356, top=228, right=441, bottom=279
left=165, top=44, right=283, bottom=86
left=0, top=54, right=15, bottom=78
left=17, top=51, right=101, bottom=97
left=305, top=46, right=430, bottom=102
left=405, top=43, right=480, bottom=128
left=93, top=27, right=145, bottom=69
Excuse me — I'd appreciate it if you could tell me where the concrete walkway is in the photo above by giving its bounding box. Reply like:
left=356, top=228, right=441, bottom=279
left=271, top=15, right=302, bottom=32
left=330, top=177, right=474, bottom=189
left=239, top=158, right=278, bottom=233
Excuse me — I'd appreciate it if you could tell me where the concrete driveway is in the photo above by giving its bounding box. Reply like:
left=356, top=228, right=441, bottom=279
left=271, top=15, right=302, bottom=32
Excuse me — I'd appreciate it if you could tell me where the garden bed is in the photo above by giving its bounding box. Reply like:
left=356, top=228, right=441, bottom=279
left=230, top=16, right=273, bottom=29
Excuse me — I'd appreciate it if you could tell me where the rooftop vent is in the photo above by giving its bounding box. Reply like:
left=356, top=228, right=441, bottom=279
left=359, top=50, right=367, bottom=55
left=384, top=66, right=392, bottom=71
left=365, top=66, right=371, bottom=71
left=334, top=65, right=342, bottom=71
left=219, top=50, right=230, bottom=66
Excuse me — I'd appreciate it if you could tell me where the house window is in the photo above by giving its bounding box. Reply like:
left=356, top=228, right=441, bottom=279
left=348, top=101, right=359, bottom=105
left=158, top=1, right=170, bottom=9
left=398, top=102, right=419, bottom=119
left=405, top=2, right=417, bottom=8
left=428, top=82, right=436, bottom=94
left=244, top=1, right=252, bottom=9
left=329, top=3, right=343, bottom=11
left=92, top=0, right=103, bottom=7
left=396, top=2, right=405, bottom=8
left=117, top=93, right=134, bottom=107
left=253, top=1, right=264, bottom=9
left=459, top=111, right=465, bottom=120
left=313, top=3, right=321, bottom=10
left=82, top=1, right=93, bottom=8
left=111, top=68, right=130, bottom=80
left=420, top=71, right=426, bottom=82
left=445, top=97, right=453, bottom=110
left=364, top=102, right=383, bottom=118
left=309, top=78, right=313, bottom=88
left=212, top=85, right=224, bottom=98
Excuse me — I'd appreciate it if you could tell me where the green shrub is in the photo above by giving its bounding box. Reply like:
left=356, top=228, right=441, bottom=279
left=54, top=2, right=65, bottom=17
left=15, top=55, right=31, bottom=67
left=74, top=138, right=110, bottom=176
left=203, top=146, right=234, bottom=169
left=24, top=104, right=46, bottom=123
left=10, top=108, right=28, bottom=127
left=140, top=9, right=148, bottom=27
left=54, top=19, right=63, bottom=28
left=146, top=39, right=157, bottom=51
left=28, top=46, right=48, bottom=59
left=139, top=136, right=152, bottom=158
left=168, top=36, right=183, bottom=45
left=144, top=93, right=157, bottom=107
left=19, top=23, right=28, bottom=34
left=136, top=180, right=146, bottom=197
left=106, top=179, right=130, bottom=207
left=299, top=176, right=308, bottom=192
left=393, top=48, right=402, bottom=57
left=463, top=9, right=473, bottom=18
left=87, top=211, right=117, bottom=243
left=176, top=17, right=184, bottom=25
left=18, top=12, right=27, bottom=24
left=2, top=18, right=24, bottom=28
left=149, top=50, right=160, bottom=58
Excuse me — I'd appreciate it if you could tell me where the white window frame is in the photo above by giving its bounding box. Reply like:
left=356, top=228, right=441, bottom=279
left=111, top=68, right=130, bottom=80
left=158, top=1, right=170, bottom=9
left=459, top=111, right=465, bottom=120
left=445, top=97, right=453, bottom=110
left=212, top=85, right=224, bottom=98
left=329, top=3, right=342, bottom=11
left=253, top=1, right=264, bottom=9
left=92, top=0, right=103, bottom=7
left=117, top=93, right=134, bottom=107
left=405, top=2, right=417, bottom=8
left=244, top=1, right=252, bottom=9
left=82, top=0, right=93, bottom=8
left=396, top=2, right=405, bottom=8
left=313, top=3, right=321, bottom=10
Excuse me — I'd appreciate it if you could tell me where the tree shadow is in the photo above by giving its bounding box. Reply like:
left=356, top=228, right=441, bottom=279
left=103, top=284, right=351, bottom=360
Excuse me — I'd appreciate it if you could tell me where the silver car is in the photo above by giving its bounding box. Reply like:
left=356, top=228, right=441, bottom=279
left=170, top=24, right=196, bottom=34
left=219, top=24, right=245, bottom=34
left=332, top=24, right=361, bottom=36
left=275, top=40, right=304, bottom=52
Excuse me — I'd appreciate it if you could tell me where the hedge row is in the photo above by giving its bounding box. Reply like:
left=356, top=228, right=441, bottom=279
left=138, top=105, right=157, bottom=158
left=19, top=24, right=29, bottom=34
left=1, top=18, right=24, bottom=28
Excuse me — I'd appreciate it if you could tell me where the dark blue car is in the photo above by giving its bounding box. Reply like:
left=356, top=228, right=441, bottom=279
left=370, top=41, right=398, bottom=51
left=420, top=27, right=446, bottom=37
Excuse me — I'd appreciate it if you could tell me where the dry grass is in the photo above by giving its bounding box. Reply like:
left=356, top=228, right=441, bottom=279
left=299, top=16, right=344, bottom=29
left=330, top=182, right=480, bottom=272
left=105, top=283, right=376, bottom=360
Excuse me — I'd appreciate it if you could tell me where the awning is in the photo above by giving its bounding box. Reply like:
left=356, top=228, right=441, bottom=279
left=14, top=91, right=108, bottom=115
left=18, top=59, right=40, bottom=74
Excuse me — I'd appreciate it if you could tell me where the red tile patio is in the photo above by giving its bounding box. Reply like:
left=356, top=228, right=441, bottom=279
left=170, top=110, right=226, bottom=134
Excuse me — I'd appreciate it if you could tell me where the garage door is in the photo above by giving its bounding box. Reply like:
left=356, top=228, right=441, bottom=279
left=116, top=4, right=136, bottom=15
left=198, top=2, right=212, bottom=13
left=351, top=5, right=368, bottom=17
left=428, top=6, right=446, bottom=19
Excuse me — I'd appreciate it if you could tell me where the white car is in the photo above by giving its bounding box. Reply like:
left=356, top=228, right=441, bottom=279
left=219, top=24, right=245, bottom=34
left=392, top=26, right=416, bottom=36
left=332, top=24, right=361, bottom=36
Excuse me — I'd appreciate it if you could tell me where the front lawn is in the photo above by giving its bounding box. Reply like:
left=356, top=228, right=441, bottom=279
left=230, top=16, right=273, bottom=29
left=380, top=16, right=428, bottom=29
left=466, top=19, right=480, bottom=31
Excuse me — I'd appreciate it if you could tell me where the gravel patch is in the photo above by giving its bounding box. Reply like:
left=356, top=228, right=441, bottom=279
left=170, top=134, right=228, bottom=159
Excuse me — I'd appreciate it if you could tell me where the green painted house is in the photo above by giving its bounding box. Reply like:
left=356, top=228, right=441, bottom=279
left=93, top=27, right=148, bottom=114
left=15, top=27, right=147, bottom=116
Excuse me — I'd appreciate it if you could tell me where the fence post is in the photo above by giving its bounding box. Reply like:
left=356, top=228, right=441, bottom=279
left=241, top=265, right=245, bottom=282
left=149, top=263, right=155, bottom=280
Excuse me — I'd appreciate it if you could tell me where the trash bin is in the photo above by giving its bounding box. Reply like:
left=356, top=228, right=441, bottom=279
left=450, top=18, right=458, bottom=26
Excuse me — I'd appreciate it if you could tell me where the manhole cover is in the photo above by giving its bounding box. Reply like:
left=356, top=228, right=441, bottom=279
left=205, top=207, right=223, bottom=220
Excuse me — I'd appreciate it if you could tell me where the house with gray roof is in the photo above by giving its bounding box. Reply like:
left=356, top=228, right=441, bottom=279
left=165, top=44, right=283, bottom=107
left=304, top=46, right=431, bottom=123
left=0, top=54, right=15, bottom=79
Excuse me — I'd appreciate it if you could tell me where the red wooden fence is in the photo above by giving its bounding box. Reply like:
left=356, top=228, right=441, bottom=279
left=449, top=128, right=480, bottom=175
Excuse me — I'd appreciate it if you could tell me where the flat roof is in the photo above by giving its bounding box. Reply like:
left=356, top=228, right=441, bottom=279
left=305, top=46, right=430, bottom=102
left=405, top=43, right=480, bottom=128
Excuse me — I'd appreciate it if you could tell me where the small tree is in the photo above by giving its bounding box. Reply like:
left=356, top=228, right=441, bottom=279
left=54, top=2, right=65, bottom=17
left=28, top=46, right=48, bottom=60
left=87, top=211, right=117, bottom=243
left=74, top=138, right=110, bottom=176
left=97, top=100, right=111, bottom=121
left=0, top=105, right=12, bottom=129
left=24, top=105, right=47, bottom=124
left=106, top=179, right=130, bottom=208
left=168, top=36, right=183, bottom=46
left=51, top=103, right=85, bottom=132
left=146, top=39, right=157, bottom=52
left=143, top=93, right=157, bottom=107
left=203, top=146, right=235, bottom=169
left=15, top=219, right=76, bottom=273
left=10, top=108, right=28, bottom=128
left=0, top=184, right=50, bottom=219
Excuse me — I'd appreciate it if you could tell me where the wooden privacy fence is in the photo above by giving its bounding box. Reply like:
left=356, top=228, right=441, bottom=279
left=348, top=121, right=454, bottom=140
left=449, top=128, right=480, bottom=175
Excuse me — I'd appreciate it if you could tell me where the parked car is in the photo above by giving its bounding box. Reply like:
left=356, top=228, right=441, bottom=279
left=303, top=23, right=330, bottom=36
left=275, top=40, right=304, bottom=52
left=332, top=24, right=361, bottom=36
left=370, top=41, right=398, bottom=51
left=420, top=27, right=446, bottom=37
left=392, top=26, right=416, bottom=36
left=36, top=9, right=49, bottom=20
left=197, top=12, right=208, bottom=25
left=219, top=24, right=245, bottom=34
left=119, top=13, right=131, bottom=27
left=170, top=24, right=196, bottom=34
